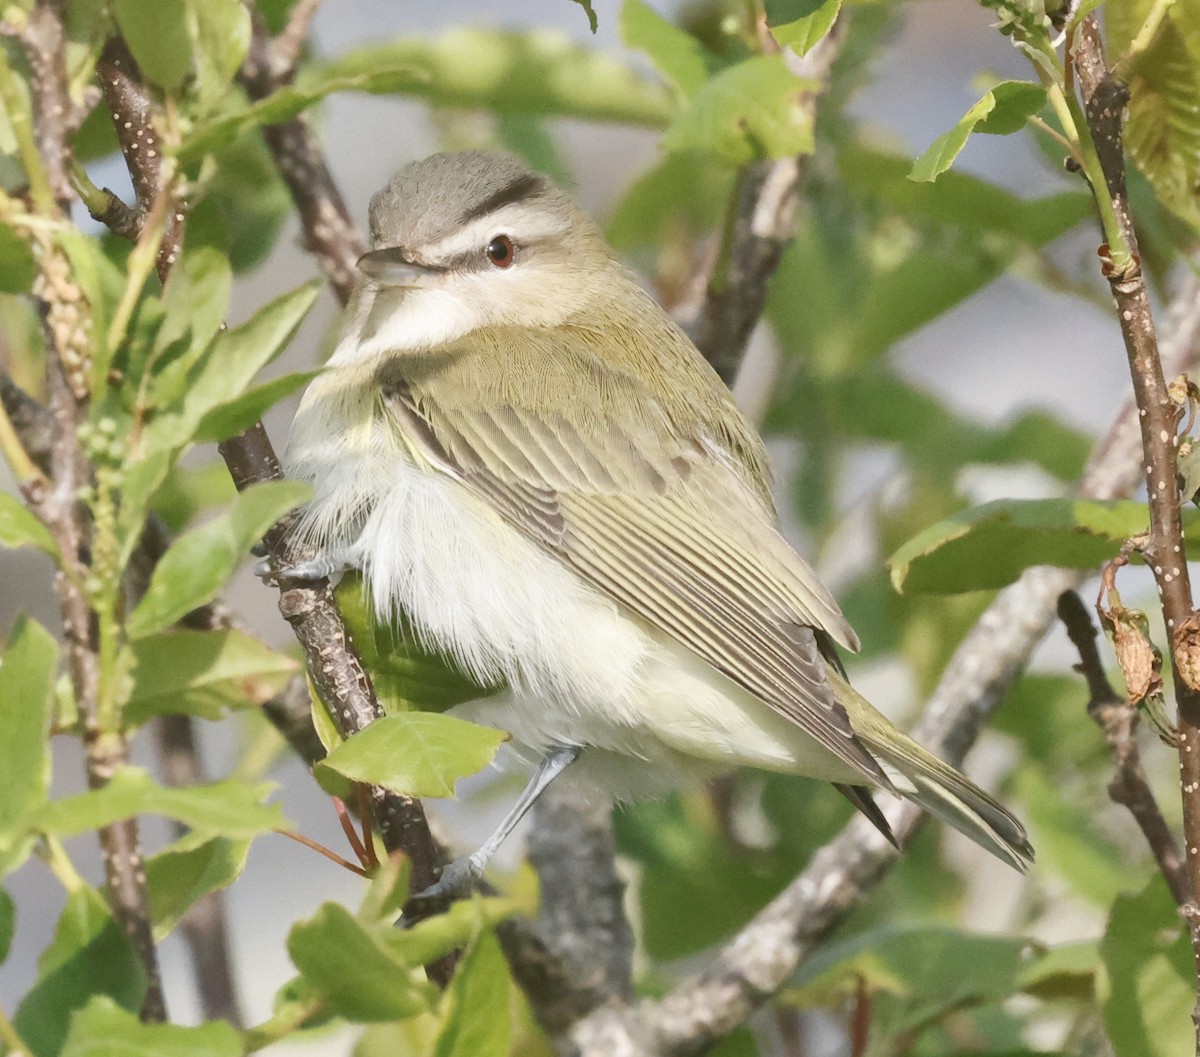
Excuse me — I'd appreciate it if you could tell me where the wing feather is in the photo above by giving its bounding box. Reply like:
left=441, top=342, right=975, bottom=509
left=383, top=355, right=887, bottom=787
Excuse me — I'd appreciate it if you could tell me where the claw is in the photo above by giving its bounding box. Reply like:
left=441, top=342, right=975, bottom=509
left=408, top=853, right=487, bottom=904
left=255, top=552, right=355, bottom=583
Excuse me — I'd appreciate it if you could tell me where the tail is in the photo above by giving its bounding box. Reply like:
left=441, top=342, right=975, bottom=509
left=830, top=671, right=1035, bottom=872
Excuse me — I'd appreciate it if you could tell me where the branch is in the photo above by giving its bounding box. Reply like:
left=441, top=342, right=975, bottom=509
left=565, top=271, right=1200, bottom=1055
left=239, top=11, right=364, bottom=301
left=1071, top=15, right=1200, bottom=1013
left=1057, top=589, right=1189, bottom=907
left=498, top=784, right=634, bottom=1037
left=692, top=27, right=843, bottom=383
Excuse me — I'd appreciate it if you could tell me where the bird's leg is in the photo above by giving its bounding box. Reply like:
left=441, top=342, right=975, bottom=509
left=410, top=744, right=582, bottom=903
left=254, top=544, right=357, bottom=582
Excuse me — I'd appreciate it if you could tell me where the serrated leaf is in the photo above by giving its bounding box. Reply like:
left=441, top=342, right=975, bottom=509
left=288, top=902, right=434, bottom=1021
left=126, top=628, right=298, bottom=726
left=15, top=888, right=146, bottom=1057
left=0, top=222, right=35, bottom=292
left=317, top=713, right=508, bottom=799
left=911, top=81, right=1046, bottom=182
left=0, top=491, right=57, bottom=556
left=434, top=931, right=511, bottom=1057
left=35, top=767, right=285, bottom=839
left=766, top=0, right=843, bottom=56
left=0, top=617, right=57, bottom=873
left=888, top=498, right=1167, bottom=595
left=139, top=281, right=319, bottom=456
left=181, top=29, right=673, bottom=162
left=112, top=0, right=191, bottom=90
left=1100, top=877, right=1193, bottom=1057
left=663, top=55, right=815, bottom=165
left=193, top=369, right=320, bottom=444
left=127, top=480, right=310, bottom=639
left=147, top=834, right=252, bottom=940
left=621, top=0, right=716, bottom=99
left=61, top=996, right=242, bottom=1057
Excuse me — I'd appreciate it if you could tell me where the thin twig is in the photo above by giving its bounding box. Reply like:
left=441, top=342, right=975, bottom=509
left=1072, top=19, right=1200, bottom=1037
left=1057, top=589, right=1189, bottom=906
left=692, top=26, right=843, bottom=383
left=270, top=0, right=324, bottom=80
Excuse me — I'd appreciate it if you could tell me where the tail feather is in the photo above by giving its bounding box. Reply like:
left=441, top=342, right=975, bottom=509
left=829, top=671, right=1035, bottom=872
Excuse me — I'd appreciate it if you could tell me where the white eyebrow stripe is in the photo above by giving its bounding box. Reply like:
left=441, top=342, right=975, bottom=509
left=422, top=204, right=571, bottom=262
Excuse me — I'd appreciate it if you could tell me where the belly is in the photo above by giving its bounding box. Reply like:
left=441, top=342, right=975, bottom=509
left=306, top=455, right=856, bottom=794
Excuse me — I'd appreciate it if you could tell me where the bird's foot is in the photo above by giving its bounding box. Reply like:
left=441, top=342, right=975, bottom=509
left=254, top=548, right=355, bottom=583
left=408, top=852, right=487, bottom=905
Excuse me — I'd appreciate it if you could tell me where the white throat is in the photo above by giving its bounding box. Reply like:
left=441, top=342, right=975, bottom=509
left=328, top=286, right=481, bottom=367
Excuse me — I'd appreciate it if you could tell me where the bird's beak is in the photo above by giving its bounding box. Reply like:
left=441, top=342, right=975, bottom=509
left=356, top=247, right=439, bottom=288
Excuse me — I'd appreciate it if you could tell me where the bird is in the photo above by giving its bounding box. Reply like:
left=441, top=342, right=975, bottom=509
left=271, top=149, right=1033, bottom=899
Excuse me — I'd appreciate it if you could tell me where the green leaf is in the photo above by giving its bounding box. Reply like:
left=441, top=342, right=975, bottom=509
left=187, top=0, right=251, bottom=109
left=139, top=281, right=320, bottom=456
left=192, top=369, right=321, bottom=444
left=766, top=0, right=843, bottom=56
left=0, top=222, right=36, bottom=292
left=663, top=55, right=815, bottom=165
left=787, top=924, right=1028, bottom=1032
left=888, top=498, right=1165, bottom=595
left=767, top=147, right=1091, bottom=376
left=569, top=0, right=598, bottom=33
left=384, top=897, right=519, bottom=969
left=181, top=29, right=674, bottom=162
left=434, top=931, right=511, bottom=1057
left=125, top=629, right=298, bottom=726
left=61, top=996, right=242, bottom=1057
left=200, top=132, right=292, bottom=273
left=1108, top=0, right=1200, bottom=232
left=0, top=886, right=13, bottom=963
left=15, top=887, right=146, bottom=1057
left=1014, top=766, right=1129, bottom=906
left=334, top=576, right=498, bottom=715
left=112, top=0, right=191, bottom=90
left=621, top=0, right=716, bottom=99
left=0, top=617, right=57, bottom=873
left=0, top=491, right=57, bottom=556
left=288, top=902, right=434, bottom=1021
left=316, top=713, right=508, bottom=799
left=1017, top=940, right=1098, bottom=1001
left=150, top=460, right=238, bottom=535
left=127, top=480, right=310, bottom=639
left=147, top=833, right=252, bottom=940
left=910, top=81, right=1046, bottom=182
left=814, top=371, right=1090, bottom=485
left=35, top=767, right=285, bottom=839
left=1100, top=877, right=1194, bottom=1057
left=607, top=150, right=735, bottom=254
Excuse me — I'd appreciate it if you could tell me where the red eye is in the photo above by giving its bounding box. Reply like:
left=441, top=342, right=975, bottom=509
left=486, top=235, right=514, bottom=268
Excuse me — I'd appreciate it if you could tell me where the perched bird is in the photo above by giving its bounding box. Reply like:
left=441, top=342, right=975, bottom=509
left=274, top=150, right=1033, bottom=898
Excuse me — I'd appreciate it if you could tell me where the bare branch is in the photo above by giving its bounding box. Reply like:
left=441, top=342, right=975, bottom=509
left=1058, top=589, right=1189, bottom=907
left=692, top=28, right=843, bottom=384
left=270, top=0, right=325, bottom=80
